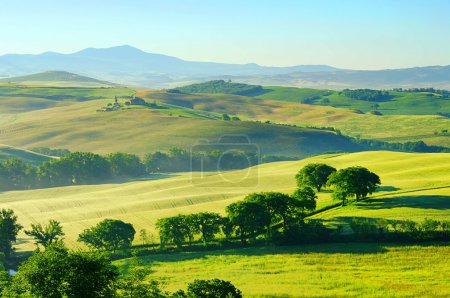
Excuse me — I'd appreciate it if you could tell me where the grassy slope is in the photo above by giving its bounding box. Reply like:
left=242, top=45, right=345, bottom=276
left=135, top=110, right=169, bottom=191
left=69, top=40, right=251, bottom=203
left=0, top=96, right=361, bottom=157
left=0, top=71, right=115, bottom=87
left=0, top=145, right=52, bottom=164
left=142, top=90, right=450, bottom=147
left=3, top=151, right=449, bottom=251
left=256, top=86, right=450, bottom=116
left=115, top=243, right=450, bottom=298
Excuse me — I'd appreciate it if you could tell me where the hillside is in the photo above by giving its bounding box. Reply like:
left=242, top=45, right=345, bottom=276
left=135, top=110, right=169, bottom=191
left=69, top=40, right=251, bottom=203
left=3, top=151, right=449, bottom=251
left=0, top=145, right=52, bottom=164
left=0, top=71, right=115, bottom=87
left=140, top=90, right=450, bottom=147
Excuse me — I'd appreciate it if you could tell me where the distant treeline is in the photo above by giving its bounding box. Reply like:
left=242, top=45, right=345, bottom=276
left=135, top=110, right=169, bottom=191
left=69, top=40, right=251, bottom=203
left=0, top=148, right=294, bottom=191
left=353, top=139, right=450, bottom=153
left=341, top=89, right=391, bottom=102
left=31, top=147, right=71, bottom=157
left=393, top=87, right=450, bottom=97
left=167, top=80, right=263, bottom=96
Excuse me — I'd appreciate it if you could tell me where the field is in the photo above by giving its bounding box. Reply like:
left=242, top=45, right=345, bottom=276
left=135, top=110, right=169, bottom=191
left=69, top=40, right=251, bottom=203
left=140, top=90, right=450, bottom=147
left=115, top=243, right=450, bottom=297
left=2, top=151, right=449, bottom=252
left=0, top=91, right=364, bottom=157
left=0, top=145, right=52, bottom=164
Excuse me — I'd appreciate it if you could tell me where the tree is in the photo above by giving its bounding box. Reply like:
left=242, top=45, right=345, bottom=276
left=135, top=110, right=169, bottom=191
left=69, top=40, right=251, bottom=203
left=25, top=220, right=65, bottom=248
left=38, top=152, right=111, bottom=186
left=106, top=152, right=145, bottom=177
left=156, top=216, right=186, bottom=249
left=78, top=219, right=135, bottom=254
left=0, top=209, right=23, bottom=257
left=143, top=151, right=170, bottom=173
left=3, top=244, right=118, bottom=298
left=295, top=163, right=336, bottom=192
left=226, top=201, right=270, bottom=244
left=327, top=166, right=381, bottom=205
left=291, top=186, right=317, bottom=213
left=185, top=279, right=242, bottom=298
left=193, top=212, right=222, bottom=245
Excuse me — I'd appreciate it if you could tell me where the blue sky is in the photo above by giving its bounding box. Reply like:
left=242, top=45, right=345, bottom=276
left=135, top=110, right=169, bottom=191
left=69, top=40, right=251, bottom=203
left=1, top=0, right=449, bottom=69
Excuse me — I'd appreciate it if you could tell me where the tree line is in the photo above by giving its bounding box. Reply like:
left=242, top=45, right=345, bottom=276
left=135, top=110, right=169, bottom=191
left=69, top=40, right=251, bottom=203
left=341, top=89, right=392, bottom=102
left=0, top=148, right=262, bottom=191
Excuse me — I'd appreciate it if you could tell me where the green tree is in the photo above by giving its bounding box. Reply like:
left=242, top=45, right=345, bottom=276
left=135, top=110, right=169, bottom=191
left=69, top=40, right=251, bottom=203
left=25, top=220, right=65, bottom=248
left=143, top=151, right=170, bottom=173
left=295, top=163, right=336, bottom=192
left=185, top=279, right=242, bottom=298
left=3, top=244, right=118, bottom=298
left=38, top=152, right=111, bottom=186
left=327, top=166, right=381, bottom=205
left=0, top=209, right=23, bottom=257
left=106, top=152, right=145, bottom=177
left=78, top=219, right=135, bottom=254
left=291, top=186, right=317, bottom=213
left=226, top=201, right=270, bottom=244
left=193, top=212, right=222, bottom=245
left=156, top=216, right=186, bottom=249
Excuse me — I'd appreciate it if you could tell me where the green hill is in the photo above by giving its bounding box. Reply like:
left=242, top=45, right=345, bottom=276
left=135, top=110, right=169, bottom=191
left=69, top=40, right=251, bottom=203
left=167, top=80, right=264, bottom=96
left=0, top=71, right=116, bottom=87
left=3, top=151, right=449, bottom=252
left=0, top=145, right=52, bottom=164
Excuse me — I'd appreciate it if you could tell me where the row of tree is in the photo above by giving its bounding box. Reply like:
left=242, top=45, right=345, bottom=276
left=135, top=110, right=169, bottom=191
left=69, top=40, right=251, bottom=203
left=341, top=89, right=392, bottom=102
left=0, top=148, right=261, bottom=191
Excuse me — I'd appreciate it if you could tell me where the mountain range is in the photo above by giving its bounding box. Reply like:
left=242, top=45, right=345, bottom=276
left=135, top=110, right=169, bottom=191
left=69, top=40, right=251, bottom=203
left=0, top=45, right=449, bottom=89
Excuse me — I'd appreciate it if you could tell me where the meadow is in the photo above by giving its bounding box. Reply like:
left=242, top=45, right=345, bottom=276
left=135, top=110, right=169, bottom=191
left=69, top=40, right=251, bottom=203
left=140, top=90, right=450, bottom=147
left=115, top=242, right=450, bottom=297
left=2, top=151, right=449, bottom=252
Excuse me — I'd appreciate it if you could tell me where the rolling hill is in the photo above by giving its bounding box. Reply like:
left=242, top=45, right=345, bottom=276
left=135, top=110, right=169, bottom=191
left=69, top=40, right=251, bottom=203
left=2, top=151, right=449, bottom=252
left=0, top=71, right=115, bottom=87
left=139, top=89, right=450, bottom=147
left=0, top=145, right=52, bottom=164
left=1, top=45, right=449, bottom=89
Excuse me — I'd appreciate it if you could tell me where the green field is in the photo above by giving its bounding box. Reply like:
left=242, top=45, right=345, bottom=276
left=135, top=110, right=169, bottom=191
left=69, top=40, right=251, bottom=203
left=0, top=71, right=116, bottom=87
left=115, top=243, right=450, bottom=297
left=0, top=92, right=364, bottom=157
left=0, top=145, right=52, bottom=164
left=141, top=90, right=450, bottom=147
left=3, top=151, right=449, bottom=252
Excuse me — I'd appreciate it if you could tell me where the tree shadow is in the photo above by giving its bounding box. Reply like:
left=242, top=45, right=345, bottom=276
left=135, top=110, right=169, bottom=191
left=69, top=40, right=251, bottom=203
left=360, top=195, right=450, bottom=210
left=129, top=242, right=401, bottom=267
left=376, top=186, right=400, bottom=192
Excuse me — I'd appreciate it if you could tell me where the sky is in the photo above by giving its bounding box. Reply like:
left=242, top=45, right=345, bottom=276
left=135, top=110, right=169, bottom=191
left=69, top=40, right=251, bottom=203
left=0, top=0, right=449, bottom=70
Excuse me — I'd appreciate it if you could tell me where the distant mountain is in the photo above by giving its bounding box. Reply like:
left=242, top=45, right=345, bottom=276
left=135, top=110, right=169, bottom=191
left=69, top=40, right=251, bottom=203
left=0, top=71, right=115, bottom=87
left=0, top=45, right=448, bottom=89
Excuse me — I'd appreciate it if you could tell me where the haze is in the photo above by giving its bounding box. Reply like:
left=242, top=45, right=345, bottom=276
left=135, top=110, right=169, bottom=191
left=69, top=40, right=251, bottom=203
left=1, top=0, right=449, bottom=70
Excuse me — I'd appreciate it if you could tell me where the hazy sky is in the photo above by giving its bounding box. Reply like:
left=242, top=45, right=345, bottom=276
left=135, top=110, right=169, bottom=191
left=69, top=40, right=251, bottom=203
left=1, top=0, right=449, bottom=69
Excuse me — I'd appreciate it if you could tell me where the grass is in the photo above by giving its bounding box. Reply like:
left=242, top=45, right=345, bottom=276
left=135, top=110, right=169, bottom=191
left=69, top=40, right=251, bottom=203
left=256, top=87, right=450, bottom=116
left=115, top=242, right=450, bottom=297
left=0, top=95, right=362, bottom=157
left=0, top=145, right=53, bottom=164
left=2, top=151, right=449, bottom=252
left=140, top=90, right=450, bottom=147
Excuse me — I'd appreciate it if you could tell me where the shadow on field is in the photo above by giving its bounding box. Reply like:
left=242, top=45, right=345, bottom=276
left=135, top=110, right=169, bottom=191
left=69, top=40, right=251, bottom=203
left=376, top=186, right=400, bottom=192
left=134, top=243, right=397, bottom=266
left=361, top=195, right=450, bottom=210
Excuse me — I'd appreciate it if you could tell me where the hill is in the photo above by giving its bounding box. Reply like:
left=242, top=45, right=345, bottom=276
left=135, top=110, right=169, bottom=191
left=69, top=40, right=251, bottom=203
left=139, top=89, right=450, bottom=148
left=0, top=71, right=115, bottom=87
left=0, top=145, right=52, bottom=164
left=168, top=80, right=264, bottom=96
left=1, top=45, right=449, bottom=89
left=3, top=151, right=449, bottom=251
